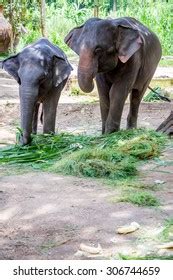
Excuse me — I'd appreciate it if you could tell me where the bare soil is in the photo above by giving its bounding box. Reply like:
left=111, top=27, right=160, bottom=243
left=0, top=70, right=173, bottom=260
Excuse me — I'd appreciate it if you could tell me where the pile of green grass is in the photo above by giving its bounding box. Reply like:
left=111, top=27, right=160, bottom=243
left=0, top=129, right=166, bottom=182
left=159, top=218, right=173, bottom=242
left=117, top=191, right=160, bottom=207
left=119, top=254, right=173, bottom=260
left=51, top=148, right=137, bottom=180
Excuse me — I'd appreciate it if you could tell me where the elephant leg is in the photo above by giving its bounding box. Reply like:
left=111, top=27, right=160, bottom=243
left=42, top=89, right=61, bottom=134
left=43, top=80, right=67, bottom=134
left=96, top=74, right=111, bottom=134
left=32, top=102, right=40, bottom=134
left=127, top=89, right=142, bottom=129
left=105, top=62, right=146, bottom=134
left=127, top=81, right=151, bottom=129
left=105, top=82, right=129, bottom=133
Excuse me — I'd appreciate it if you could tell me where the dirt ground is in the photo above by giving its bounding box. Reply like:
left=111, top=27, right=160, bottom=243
left=0, top=69, right=173, bottom=260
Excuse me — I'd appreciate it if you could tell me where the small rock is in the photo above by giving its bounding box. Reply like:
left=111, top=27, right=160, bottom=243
left=158, top=249, right=173, bottom=257
left=157, top=242, right=173, bottom=249
left=79, top=243, right=102, bottom=254
left=74, top=250, right=88, bottom=257
left=117, top=222, right=140, bottom=234
left=110, top=237, right=118, bottom=243
left=154, top=180, right=165, bottom=184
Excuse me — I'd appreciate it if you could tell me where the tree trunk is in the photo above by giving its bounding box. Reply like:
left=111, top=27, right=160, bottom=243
left=8, top=0, right=14, bottom=52
left=39, top=0, right=47, bottom=37
left=113, top=0, right=117, bottom=11
left=94, top=0, right=99, bottom=17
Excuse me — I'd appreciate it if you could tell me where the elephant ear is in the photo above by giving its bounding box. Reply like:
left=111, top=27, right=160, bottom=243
left=52, top=55, right=73, bottom=87
left=2, top=54, right=20, bottom=83
left=65, top=18, right=101, bottom=55
left=64, top=25, right=84, bottom=55
left=116, top=25, right=143, bottom=63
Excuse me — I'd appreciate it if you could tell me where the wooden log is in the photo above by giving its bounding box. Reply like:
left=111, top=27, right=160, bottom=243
left=156, top=111, right=173, bottom=135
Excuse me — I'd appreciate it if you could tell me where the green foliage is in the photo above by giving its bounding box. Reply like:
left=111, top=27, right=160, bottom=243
left=17, top=2, right=92, bottom=54
left=2, top=1, right=171, bottom=56
left=64, top=2, right=92, bottom=25
left=3, top=1, right=27, bottom=28
left=143, top=87, right=162, bottom=102
left=159, top=218, right=173, bottom=242
left=143, top=87, right=171, bottom=102
left=117, top=191, right=160, bottom=206
left=159, top=59, right=173, bottom=67
left=111, top=0, right=173, bottom=55
left=119, top=254, right=173, bottom=260
left=70, top=87, right=83, bottom=95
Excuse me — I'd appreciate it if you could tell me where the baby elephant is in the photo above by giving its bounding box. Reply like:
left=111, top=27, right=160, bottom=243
left=3, top=38, right=72, bottom=145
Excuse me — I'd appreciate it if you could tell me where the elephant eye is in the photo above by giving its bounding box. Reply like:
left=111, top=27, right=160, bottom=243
left=94, top=47, right=103, bottom=55
left=107, top=47, right=115, bottom=54
left=39, top=74, right=46, bottom=83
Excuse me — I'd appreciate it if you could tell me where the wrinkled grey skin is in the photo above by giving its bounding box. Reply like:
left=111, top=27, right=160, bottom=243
left=65, top=17, right=162, bottom=133
left=3, top=38, right=72, bottom=145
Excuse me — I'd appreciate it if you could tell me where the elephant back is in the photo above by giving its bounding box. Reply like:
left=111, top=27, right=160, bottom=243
left=0, top=5, right=12, bottom=53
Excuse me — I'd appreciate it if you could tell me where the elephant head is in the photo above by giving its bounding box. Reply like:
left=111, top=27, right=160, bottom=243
left=3, top=38, right=72, bottom=145
left=65, top=18, right=143, bottom=93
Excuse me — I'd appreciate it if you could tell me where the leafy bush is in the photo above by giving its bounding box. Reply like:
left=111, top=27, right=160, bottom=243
left=17, top=2, right=93, bottom=55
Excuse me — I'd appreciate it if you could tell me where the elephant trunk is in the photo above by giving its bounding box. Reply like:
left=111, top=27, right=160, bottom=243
left=78, top=48, right=97, bottom=93
left=19, top=85, right=38, bottom=145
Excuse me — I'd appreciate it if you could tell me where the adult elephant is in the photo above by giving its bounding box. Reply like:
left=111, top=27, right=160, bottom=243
left=65, top=17, right=162, bottom=133
left=3, top=38, right=72, bottom=145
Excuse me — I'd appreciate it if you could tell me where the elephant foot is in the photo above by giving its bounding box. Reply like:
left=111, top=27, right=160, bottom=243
left=101, top=123, right=106, bottom=134
left=20, top=135, right=32, bottom=146
left=126, top=123, right=137, bottom=130
left=104, top=123, right=120, bottom=134
left=126, top=116, right=137, bottom=130
left=43, top=130, right=55, bottom=135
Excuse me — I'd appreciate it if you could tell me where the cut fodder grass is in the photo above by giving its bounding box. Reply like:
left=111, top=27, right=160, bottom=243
left=119, top=254, right=173, bottom=260
left=108, top=179, right=158, bottom=191
left=0, top=129, right=166, bottom=164
left=0, top=129, right=167, bottom=183
left=49, top=148, right=137, bottom=180
left=117, top=134, right=165, bottom=159
left=159, top=218, right=173, bottom=242
left=113, top=191, right=160, bottom=207
left=0, top=133, right=93, bottom=164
